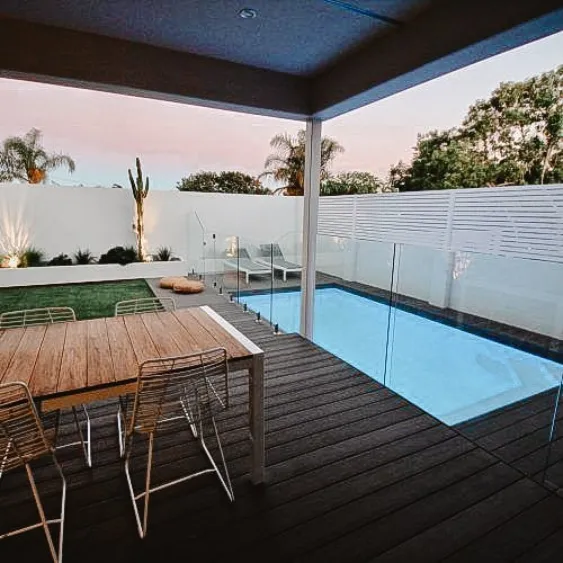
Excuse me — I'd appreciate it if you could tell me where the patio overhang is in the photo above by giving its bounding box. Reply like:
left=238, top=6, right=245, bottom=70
left=1, top=0, right=561, bottom=120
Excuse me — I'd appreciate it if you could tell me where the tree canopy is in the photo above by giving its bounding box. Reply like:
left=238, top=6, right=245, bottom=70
left=0, top=128, right=75, bottom=184
left=391, top=66, right=562, bottom=191
left=261, top=130, right=344, bottom=195
left=322, top=171, right=389, bottom=195
left=176, top=171, right=270, bottom=194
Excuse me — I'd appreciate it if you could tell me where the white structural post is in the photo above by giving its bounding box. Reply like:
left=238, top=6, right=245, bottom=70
left=300, top=119, right=322, bottom=339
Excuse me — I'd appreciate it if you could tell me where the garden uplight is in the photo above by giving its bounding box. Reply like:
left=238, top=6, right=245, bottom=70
left=7, top=255, right=19, bottom=268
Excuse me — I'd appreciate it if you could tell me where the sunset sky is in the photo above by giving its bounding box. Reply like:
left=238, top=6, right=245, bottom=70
left=0, top=31, right=561, bottom=190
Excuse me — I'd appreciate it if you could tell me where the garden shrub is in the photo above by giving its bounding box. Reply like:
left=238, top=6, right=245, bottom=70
left=48, top=253, right=73, bottom=266
left=98, top=245, right=139, bottom=265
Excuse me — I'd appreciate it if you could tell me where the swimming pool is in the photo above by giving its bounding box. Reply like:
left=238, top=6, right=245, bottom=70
left=240, top=286, right=562, bottom=425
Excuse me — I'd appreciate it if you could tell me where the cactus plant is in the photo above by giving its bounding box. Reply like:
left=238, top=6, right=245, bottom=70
left=128, top=157, right=149, bottom=260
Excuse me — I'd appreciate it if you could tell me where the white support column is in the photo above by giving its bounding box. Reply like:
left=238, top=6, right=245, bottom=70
left=300, top=118, right=322, bottom=339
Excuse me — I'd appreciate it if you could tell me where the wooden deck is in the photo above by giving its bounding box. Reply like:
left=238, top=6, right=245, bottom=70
left=456, top=386, right=563, bottom=493
left=2, top=297, right=563, bottom=562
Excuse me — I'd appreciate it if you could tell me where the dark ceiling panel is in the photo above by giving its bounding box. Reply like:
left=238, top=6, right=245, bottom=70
left=0, top=0, right=432, bottom=75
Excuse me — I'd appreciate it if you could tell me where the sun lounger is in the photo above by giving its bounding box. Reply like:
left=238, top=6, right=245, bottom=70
left=223, top=248, right=272, bottom=284
left=256, top=243, right=302, bottom=281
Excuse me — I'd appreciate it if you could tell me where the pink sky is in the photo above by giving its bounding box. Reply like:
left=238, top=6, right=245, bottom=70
left=0, top=31, right=561, bottom=190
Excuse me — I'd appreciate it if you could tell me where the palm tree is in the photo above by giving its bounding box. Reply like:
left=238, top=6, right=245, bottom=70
left=0, top=128, right=75, bottom=184
left=261, top=130, right=344, bottom=195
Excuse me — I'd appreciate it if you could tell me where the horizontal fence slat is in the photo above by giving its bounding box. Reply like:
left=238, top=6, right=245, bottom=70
left=318, top=184, right=563, bottom=263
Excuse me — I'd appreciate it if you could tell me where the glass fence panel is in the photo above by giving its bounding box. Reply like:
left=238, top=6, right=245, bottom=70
left=312, top=235, right=395, bottom=383
left=385, top=244, right=563, bottom=489
left=271, top=231, right=303, bottom=333
left=203, top=232, right=240, bottom=298
left=235, top=235, right=273, bottom=318
left=235, top=231, right=303, bottom=334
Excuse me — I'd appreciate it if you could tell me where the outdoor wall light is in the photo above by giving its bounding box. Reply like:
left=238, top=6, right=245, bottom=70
left=239, top=8, right=257, bottom=19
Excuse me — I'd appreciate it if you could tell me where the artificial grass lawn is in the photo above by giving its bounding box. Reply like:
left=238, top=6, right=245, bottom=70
left=0, top=279, right=154, bottom=320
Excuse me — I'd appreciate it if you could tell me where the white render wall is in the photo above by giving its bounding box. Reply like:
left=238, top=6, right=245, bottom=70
left=1, top=261, right=189, bottom=287
left=0, top=183, right=303, bottom=276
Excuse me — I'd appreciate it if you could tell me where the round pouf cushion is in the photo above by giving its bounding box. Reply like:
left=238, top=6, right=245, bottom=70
left=173, top=280, right=205, bottom=294
left=159, top=276, right=186, bottom=289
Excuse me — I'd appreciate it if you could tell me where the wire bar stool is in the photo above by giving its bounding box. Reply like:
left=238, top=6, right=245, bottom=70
left=114, top=297, right=176, bottom=317
left=0, top=382, right=67, bottom=563
left=0, top=307, right=92, bottom=467
left=118, top=348, right=234, bottom=538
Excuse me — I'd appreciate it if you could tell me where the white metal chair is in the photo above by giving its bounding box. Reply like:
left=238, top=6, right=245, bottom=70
left=0, top=382, right=67, bottom=563
left=0, top=306, right=76, bottom=329
left=0, top=307, right=92, bottom=467
left=118, top=348, right=234, bottom=538
left=114, top=297, right=176, bottom=317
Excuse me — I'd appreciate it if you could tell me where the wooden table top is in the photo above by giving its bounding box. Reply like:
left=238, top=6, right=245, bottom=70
left=0, top=307, right=255, bottom=409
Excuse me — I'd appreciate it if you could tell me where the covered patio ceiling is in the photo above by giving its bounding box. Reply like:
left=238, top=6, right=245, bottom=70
left=1, top=0, right=562, bottom=120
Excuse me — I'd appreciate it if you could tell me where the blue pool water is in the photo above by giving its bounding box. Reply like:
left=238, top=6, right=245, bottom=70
left=240, top=287, right=562, bottom=425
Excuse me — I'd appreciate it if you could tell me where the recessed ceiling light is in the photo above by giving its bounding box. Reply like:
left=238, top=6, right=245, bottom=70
left=239, top=8, right=257, bottom=19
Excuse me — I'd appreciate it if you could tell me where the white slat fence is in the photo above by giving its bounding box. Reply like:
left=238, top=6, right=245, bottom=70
left=318, top=185, right=563, bottom=263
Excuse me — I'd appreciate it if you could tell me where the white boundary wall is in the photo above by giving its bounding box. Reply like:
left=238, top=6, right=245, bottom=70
left=0, top=183, right=303, bottom=284
left=0, top=261, right=189, bottom=287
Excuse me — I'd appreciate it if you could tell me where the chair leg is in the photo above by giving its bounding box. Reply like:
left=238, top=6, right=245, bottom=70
left=143, top=434, right=154, bottom=536
left=0, top=439, right=12, bottom=481
left=51, top=453, right=67, bottom=563
left=71, top=406, right=92, bottom=468
left=198, top=415, right=234, bottom=502
left=180, top=395, right=198, bottom=439
left=117, top=398, right=127, bottom=458
left=0, top=457, right=66, bottom=563
left=26, top=463, right=59, bottom=563
left=124, top=433, right=154, bottom=539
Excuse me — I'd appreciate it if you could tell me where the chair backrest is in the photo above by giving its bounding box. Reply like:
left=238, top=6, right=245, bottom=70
left=0, top=307, right=76, bottom=329
left=259, top=243, right=283, bottom=258
left=237, top=248, right=251, bottom=260
left=114, top=297, right=176, bottom=317
left=129, top=348, right=229, bottom=435
left=0, top=382, right=51, bottom=473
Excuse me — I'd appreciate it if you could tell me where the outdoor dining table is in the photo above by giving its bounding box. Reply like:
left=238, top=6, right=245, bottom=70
left=0, top=305, right=266, bottom=484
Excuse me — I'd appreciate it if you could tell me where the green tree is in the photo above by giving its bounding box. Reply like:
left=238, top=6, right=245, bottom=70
left=176, top=171, right=270, bottom=194
left=395, top=129, right=491, bottom=191
left=322, top=171, right=388, bottom=195
left=0, top=128, right=75, bottom=184
left=261, top=130, right=344, bottom=195
left=390, top=66, right=562, bottom=191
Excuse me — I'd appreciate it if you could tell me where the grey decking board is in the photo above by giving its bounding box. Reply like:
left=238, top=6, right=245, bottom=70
left=454, top=385, right=563, bottom=489
left=442, top=494, right=563, bottom=563
left=3, top=296, right=563, bottom=563
left=513, top=526, right=563, bottom=563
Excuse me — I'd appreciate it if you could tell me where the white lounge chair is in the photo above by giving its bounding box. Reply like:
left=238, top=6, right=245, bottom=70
left=223, top=248, right=272, bottom=284
left=256, top=243, right=302, bottom=282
